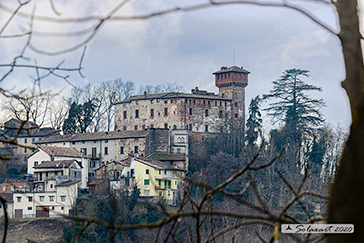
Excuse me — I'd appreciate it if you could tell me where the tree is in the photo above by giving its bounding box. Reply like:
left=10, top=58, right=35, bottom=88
left=263, top=69, right=325, bottom=144
left=63, top=101, right=96, bottom=134
left=245, top=95, right=262, bottom=148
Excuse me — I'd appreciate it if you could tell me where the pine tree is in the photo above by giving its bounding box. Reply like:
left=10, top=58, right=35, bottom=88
left=246, top=95, right=262, bottom=147
left=263, top=68, right=325, bottom=143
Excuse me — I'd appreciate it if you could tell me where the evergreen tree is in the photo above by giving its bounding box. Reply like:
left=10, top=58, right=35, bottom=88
left=246, top=95, right=262, bottom=147
left=63, top=100, right=96, bottom=134
left=263, top=68, right=325, bottom=143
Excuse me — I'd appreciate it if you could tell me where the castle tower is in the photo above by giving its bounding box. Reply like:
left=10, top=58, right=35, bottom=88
left=213, top=66, right=250, bottom=123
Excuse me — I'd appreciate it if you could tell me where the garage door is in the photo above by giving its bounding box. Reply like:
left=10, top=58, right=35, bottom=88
left=15, top=209, right=22, bottom=218
left=36, top=207, right=49, bottom=217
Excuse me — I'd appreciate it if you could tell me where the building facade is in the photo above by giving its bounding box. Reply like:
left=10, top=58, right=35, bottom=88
left=114, top=66, right=250, bottom=133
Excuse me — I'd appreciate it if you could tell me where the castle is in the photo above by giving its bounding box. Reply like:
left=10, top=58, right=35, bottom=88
left=114, top=66, right=250, bottom=133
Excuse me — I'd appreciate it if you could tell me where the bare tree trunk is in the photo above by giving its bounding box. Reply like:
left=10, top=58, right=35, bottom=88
left=328, top=1, right=364, bottom=242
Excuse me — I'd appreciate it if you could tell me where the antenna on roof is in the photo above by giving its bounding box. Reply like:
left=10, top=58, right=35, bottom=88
left=233, top=49, right=235, bottom=65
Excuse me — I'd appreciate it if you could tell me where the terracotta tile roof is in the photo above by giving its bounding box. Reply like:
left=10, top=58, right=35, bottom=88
left=213, top=65, right=250, bottom=74
left=135, top=158, right=184, bottom=171
left=18, top=127, right=60, bottom=138
left=33, top=159, right=82, bottom=169
left=35, top=130, right=149, bottom=144
left=115, top=92, right=231, bottom=104
left=39, top=146, right=84, bottom=158
left=89, top=178, right=108, bottom=185
left=147, top=153, right=186, bottom=161
left=56, top=180, right=80, bottom=187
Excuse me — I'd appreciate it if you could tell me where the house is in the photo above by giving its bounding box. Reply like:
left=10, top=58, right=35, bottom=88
left=27, top=146, right=88, bottom=188
left=121, top=157, right=186, bottom=205
left=30, top=160, right=83, bottom=192
left=35, top=129, right=189, bottom=173
left=94, top=160, right=129, bottom=191
left=12, top=180, right=80, bottom=218
left=2, top=119, right=59, bottom=158
left=88, top=179, right=109, bottom=196
left=114, top=66, right=250, bottom=133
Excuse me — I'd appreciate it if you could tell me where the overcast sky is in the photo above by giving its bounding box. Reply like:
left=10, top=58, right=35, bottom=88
left=0, top=0, right=350, bottom=128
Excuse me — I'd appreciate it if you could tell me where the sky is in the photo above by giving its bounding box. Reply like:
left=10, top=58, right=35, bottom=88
left=0, top=0, right=351, bottom=128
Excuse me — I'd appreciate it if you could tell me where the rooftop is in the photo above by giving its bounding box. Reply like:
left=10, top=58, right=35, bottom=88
left=33, top=159, right=82, bottom=169
left=18, top=127, right=60, bottom=138
left=147, top=153, right=186, bottom=161
left=115, top=91, right=231, bottom=104
left=135, top=157, right=184, bottom=171
left=38, top=146, right=84, bottom=158
left=213, top=65, right=250, bottom=74
left=35, top=130, right=149, bottom=144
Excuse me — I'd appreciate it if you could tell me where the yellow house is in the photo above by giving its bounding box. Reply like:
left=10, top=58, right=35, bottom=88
left=130, top=158, right=186, bottom=205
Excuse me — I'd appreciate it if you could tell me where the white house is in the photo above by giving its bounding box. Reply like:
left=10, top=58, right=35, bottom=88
left=27, top=146, right=88, bottom=189
left=13, top=180, right=80, bottom=218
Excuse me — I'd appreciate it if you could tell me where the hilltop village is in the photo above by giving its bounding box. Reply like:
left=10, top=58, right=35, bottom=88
left=0, top=66, right=249, bottom=218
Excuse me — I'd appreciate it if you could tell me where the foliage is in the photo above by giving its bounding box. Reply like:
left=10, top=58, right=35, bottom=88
left=62, top=100, right=96, bottom=134
left=263, top=69, right=325, bottom=143
left=246, top=95, right=263, bottom=148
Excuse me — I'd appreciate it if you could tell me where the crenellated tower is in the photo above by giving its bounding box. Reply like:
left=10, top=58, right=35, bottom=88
left=213, top=66, right=250, bottom=124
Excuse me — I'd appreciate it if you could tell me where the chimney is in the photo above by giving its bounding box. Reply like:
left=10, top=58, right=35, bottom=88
left=144, top=91, right=147, bottom=96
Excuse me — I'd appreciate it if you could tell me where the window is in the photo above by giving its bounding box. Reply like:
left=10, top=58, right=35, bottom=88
left=134, top=125, right=138, bottom=130
left=125, top=178, right=130, bottom=186
left=208, top=101, right=210, bottom=105
left=38, top=196, right=44, bottom=202
left=32, top=138, right=35, bottom=143
left=146, top=169, right=149, bottom=174
left=171, top=100, right=173, bottom=103
left=189, top=108, right=193, bottom=115
left=105, top=139, right=108, bottom=143
left=81, top=148, right=87, bottom=156
left=61, top=196, right=66, bottom=202
left=17, top=197, right=21, bottom=202
left=150, top=109, right=154, bottom=117
left=164, top=100, right=168, bottom=104
left=61, top=207, right=64, bottom=210
left=159, top=191, right=162, bottom=196
left=205, top=125, right=209, bottom=132
left=158, top=180, right=161, bottom=186
left=104, top=147, right=108, bottom=155
left=46, top=172, right=49, bottom=178
left=135, top=109, right=139, bottom=118
left=150, top=124, right=154, bottom=129
left=159, top=170, right=161, bottom=175
left=177, top=148, right=181, bottom=154
left=164, top=123, right=168, bottom=129
left=203, top=100, right=205, bottom=105
left=28, top=197, right=32, bottom=202
left=235, top=102, right=238, bottom=107
left=28, top=207, right=32, bottom=211
left=123, top=126, right=127, bottom=131
left=144, top=179, right=150, bottom=185
left=173, top=125, right=177, bottom=129
left=49, top=196, right=54, bottom=202
left=123, top=111, right=127, bottom=119
left=34, top=161, right=38, bottom=166
left=2, top=187, right=5, bottom=192
left=120, top=146, right=124, bottom=154
left=215, top=101, right=217, bottom=106
left=135, top=138, right=139, bottom=141
left=24, top=138, right=27, bottom=144
left=151, top=99, right=154, bottom=104
left=189, top=124, right=192, bottom=131
left=193, top=100, right=196, bottom=104
left=164, top=107, right=168, bottom=116
left=157, top=99, right=160, bottom=102
left=136, top=100, right=139, bottom=104
left=50, top=184, right=53, bottom=188
left=205, top=109, right=209, bottom=117
left=24, top=148, right=27, bottom=153
left=164, top=170, right=167, bottom=175
left=72, top=142, right=75, bottom=145
left=219, top=110, right=223, bottom=118
left=235, top=113, right=238, bottom=118
left=134, top=146, right=139, bottom=154
left=142, top=125, right=145, bottom=130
